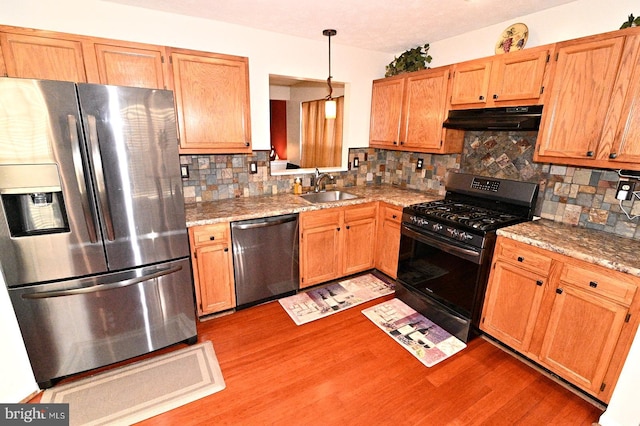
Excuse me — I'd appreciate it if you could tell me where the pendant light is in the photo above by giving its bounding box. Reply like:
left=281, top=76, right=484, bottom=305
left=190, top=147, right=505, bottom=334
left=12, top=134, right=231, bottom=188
left=323, top=29, right=337, bottom=119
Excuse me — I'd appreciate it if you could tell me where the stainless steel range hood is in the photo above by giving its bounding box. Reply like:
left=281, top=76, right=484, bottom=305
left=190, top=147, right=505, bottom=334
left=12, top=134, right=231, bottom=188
left=443, top=105, right=543, bottom=131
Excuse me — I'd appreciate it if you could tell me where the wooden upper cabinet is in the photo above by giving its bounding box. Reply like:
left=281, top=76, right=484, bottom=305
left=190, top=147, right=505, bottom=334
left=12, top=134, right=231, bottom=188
left=402, top=68, right=453, bottom=151
left=450, top=45, right=551, bottom=109
left=535, top=35, right=625, bottom=163
left=370, top=66, right=463, bottom=154
left=0, top=32, right=88, bottom=82
left=599, top=33, right=640, bottom=166
left=170, top=49, right=252, bottom=154
left=94, top=43, right=169, bottom=89
left=450, top=59, right=492, bottom=106
left=369, top=76, right=405, bottom=148
left=490, top=47, right=550, bottom=104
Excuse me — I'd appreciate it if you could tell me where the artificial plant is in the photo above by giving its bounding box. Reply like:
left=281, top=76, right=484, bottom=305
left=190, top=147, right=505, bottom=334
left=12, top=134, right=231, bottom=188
left=385, top=43, right=432, bottom=77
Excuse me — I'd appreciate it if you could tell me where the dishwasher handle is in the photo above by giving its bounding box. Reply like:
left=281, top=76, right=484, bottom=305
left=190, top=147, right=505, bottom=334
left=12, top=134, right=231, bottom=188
left=232, top=214, right=298, bottom=230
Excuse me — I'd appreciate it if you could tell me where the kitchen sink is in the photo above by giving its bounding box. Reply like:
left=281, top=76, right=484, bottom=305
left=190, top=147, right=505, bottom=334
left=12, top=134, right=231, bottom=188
left=299, top=190, right=359, bottom=203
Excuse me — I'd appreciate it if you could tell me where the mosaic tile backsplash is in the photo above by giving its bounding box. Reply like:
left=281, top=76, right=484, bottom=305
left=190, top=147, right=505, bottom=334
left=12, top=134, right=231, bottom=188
left=180, top=130, right=640, bottom=239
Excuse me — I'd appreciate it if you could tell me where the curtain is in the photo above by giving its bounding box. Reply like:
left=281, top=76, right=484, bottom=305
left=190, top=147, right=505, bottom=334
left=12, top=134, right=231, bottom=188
left=300, top=96, right=344, bottom=168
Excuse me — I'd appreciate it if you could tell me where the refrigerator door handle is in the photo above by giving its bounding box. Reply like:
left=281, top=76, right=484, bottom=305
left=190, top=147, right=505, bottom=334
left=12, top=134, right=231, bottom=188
left=68, top=114, right=100, bottom=243
left=86, top=114, right=116, bottom=241
left=21, top=264, right=183, bottom=299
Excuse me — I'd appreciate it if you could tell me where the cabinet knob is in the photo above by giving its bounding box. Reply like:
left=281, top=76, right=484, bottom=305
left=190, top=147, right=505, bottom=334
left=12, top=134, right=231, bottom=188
left=479, top=95, right=485, bottom=101
left=493, top=94, right=498, bottom=99
left=224, top=247, right=228, bottom=252
left=536, top=280, right=543, bottom=286
left=346, top=225, right=351, bottom=230
left=245, top=142, right=250, bottom=147
left=392, top=214, right=397, bottom=219
left=556, top=288, right=563, bottom=294
left=517, top=256, right=524, bottom=262
left=589, top=281, right=598, bottom=288
left=586, top=151, right=594, bottom=157
left=393, top=141, right=398, bottom=145
left=209, top=236, right=215, bottom=241
left=337, top=227, right=341, bottom=231
left=609, top=153, right=618, bottom=159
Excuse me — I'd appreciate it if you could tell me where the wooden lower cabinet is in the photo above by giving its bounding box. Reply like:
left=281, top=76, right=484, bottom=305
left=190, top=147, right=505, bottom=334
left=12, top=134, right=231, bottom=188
left=189, top=223, right=236, bottom=316
left=375, top=203, right=403, bottom=279
left=299, top=203, right=377, bottom=289
left=482, top=236, right=640, bottom=402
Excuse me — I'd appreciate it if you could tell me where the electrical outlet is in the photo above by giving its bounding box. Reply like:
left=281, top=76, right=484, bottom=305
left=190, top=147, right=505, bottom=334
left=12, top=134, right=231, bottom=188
left=616, top=180, right=635, bottom=201
left=249, top=161, right=258, bottom=174
left=353, top=157, right=359, bottom=168
left=180, top=165, right=189, bottom=178
left=416, top=158, right=424, bottom=170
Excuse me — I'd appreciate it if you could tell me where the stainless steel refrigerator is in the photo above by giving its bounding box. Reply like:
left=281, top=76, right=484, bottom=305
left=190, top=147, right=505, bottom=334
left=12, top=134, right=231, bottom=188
left=0, top=78, right=197, bottom=388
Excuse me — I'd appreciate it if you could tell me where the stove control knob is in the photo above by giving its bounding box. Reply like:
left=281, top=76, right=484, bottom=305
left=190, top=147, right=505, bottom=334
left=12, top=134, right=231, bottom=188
left=447, top=228, right=459, bottom=238
left=432, top=224, right=442, bottom=231
left=459, top=232, right=473, bottom=241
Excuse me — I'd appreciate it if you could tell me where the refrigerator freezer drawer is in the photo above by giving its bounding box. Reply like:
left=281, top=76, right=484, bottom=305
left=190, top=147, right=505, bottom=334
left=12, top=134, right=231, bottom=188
left=9, top=257, right=197, bottom=388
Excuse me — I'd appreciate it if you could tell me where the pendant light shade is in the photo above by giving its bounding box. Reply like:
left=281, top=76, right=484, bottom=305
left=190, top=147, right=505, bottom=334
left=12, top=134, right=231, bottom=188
left=323, top=29, right=337, bottom=119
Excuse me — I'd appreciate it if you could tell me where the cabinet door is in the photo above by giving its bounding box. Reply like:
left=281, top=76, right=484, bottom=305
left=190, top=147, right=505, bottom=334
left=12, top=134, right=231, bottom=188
left=300, top=210, right=342, bottom=288
left=375, top=204, right=402, bottom=278
left=538, top=283, right=629, bottom=395
left=449, top=59, right=492, bottom=107
left=0, top=32, right=87, bottom=82
left=94, top=43, right=168, bottom=89
left=606, top=34, right=640, bottom=166
left=194, top=243, right=236, bottom=315
left=401, top=68, right=450, bottom=151
left=536, top=36, right=625, bottom=161
left=369, top=77, right=404, bottom=148
left=343, top=205, right=377, bottom=276
left=481, top=261, right=546, bottom=353
left=490, top=47, right=550, bottom=104
left=170, top=50, right=252, bottom=154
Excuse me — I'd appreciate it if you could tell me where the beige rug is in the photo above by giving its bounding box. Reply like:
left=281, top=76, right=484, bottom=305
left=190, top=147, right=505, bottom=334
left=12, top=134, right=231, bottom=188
left=40, top=341, right=225, bottom=425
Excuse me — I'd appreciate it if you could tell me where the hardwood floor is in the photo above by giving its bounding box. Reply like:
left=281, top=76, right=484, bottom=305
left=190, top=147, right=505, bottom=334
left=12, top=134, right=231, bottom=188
left=135, top=294, right=603, bottom=425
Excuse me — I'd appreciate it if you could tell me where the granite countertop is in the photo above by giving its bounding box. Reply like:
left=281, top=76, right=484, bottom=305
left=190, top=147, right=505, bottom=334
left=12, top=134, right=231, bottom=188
left=184, top=184, right=441, bottom=227
left=498, top=219, right=640, bottom=278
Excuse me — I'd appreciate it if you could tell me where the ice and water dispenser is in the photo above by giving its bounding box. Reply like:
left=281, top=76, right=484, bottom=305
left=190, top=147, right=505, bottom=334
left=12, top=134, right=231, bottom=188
left=0, top=164, right=70, bottom=237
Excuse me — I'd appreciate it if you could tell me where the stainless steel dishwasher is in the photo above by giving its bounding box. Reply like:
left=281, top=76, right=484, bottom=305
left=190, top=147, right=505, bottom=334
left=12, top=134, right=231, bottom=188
left=231, top=213, right=299, bottom=309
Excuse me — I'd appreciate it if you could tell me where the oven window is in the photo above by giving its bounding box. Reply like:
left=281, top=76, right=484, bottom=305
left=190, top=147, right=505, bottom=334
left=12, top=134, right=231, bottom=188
left=396, top=234, right=480, bottom=317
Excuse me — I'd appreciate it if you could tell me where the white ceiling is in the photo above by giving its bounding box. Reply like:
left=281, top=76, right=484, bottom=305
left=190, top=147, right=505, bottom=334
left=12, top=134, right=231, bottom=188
left=104, top=0, right=577, bottom=53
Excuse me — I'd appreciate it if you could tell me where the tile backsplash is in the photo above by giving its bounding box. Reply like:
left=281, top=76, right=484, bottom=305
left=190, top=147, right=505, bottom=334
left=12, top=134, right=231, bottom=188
left=180, top=130, right=640, bottom=239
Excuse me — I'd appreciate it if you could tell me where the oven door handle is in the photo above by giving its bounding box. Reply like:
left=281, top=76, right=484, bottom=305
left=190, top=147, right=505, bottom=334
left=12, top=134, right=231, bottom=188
left=401, top=224, right=482, bottom=264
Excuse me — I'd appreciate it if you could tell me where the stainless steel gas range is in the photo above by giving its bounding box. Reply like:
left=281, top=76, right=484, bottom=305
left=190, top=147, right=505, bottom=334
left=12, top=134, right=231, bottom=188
left=395, top=172, right=539, bottom=342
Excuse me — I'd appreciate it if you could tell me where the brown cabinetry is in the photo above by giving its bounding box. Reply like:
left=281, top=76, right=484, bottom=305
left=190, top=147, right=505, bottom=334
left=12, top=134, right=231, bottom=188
left=450, top=45, right=551, bottom=108
left=482, top=236, right=640, bottom=402
left=0, top=25, right=253, bottom=155
left=369, top=66, right=464, bottom=154
left=169, top=49, right=252, bottom=155
left=375, top=203, right=403, bottom=279
left=300, top=203, right=377, bottom=288
left=0, top=30, right=90, bottom=82
left=93, top=42, right=169, bottom=89
left=535, top=35, right=625, bottom=166
left=189, top=223, right=236, bottom=316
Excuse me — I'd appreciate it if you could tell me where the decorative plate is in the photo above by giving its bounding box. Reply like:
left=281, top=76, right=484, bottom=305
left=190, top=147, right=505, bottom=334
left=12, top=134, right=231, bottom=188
left=495, top=23, right=528, bottom=54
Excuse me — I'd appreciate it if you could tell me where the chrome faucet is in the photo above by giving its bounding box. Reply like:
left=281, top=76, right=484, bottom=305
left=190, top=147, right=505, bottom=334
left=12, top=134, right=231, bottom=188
left=314, top=168, right=334, bottom=193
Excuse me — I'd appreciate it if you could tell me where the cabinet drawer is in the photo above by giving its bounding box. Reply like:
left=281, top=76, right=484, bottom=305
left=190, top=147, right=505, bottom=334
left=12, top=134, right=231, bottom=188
left=301, top=209, right=342, bottom=229
left=381, top=204, right=402, bottom=224
left=190, top=223, right=230, bottom=246
left=344, top=204, right=377, bottom=222
left=494, top=238, right=552, bottom=274
left=561, top=263, right=637, bottom=305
